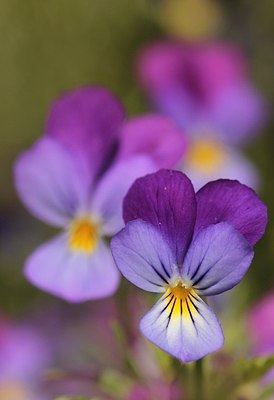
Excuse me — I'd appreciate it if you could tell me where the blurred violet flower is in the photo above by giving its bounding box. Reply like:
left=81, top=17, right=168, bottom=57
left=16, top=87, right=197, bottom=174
left=136, top=41, right=268, bottom=189
left=14, top=87, right=186, bottom=302
left=111, top=170, right=267, bottom=362
left=0, top=315, right=51, bottom=400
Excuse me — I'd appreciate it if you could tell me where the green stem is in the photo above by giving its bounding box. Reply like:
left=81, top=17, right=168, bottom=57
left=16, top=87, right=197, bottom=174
left=194, top=358, right=204, bottom=400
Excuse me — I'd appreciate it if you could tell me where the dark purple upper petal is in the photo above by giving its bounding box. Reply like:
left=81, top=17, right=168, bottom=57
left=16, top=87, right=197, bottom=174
left=123, top=169, right=197, bottom=263
left=46, top=86, right=125, bottom=183
left=117, top=114, right=187, bottom=169
left=136, top=41, right=245, bottom=107
left=194, top=179, right=267, bottom=246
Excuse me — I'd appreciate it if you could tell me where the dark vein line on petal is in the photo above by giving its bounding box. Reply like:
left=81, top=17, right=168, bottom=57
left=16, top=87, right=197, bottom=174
left=160, top=295, right=174, bottom=315
left=166, top=298, right=176, bottom=328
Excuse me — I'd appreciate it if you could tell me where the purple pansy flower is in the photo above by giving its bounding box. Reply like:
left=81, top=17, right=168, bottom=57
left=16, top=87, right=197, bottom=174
left=14, top=87, right=186, bottom=302
left=111, top=170, right=267, bottom=362
left=136, top=41, right=267, bottom=189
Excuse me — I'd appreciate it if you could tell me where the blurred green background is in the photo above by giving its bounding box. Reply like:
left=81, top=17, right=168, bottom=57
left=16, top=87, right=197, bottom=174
left=0, top=0, right=273, bottom=316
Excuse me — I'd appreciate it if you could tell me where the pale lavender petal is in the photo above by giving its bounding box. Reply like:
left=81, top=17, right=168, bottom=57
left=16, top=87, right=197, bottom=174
left=195, top=179, right=267, bottom=246
left=14, top=138, right=89, bottom=227
left=46, top=87, right=125, bottom=181
left=182, top=222, right=254, bottom=296
left=182, top=143, right=260, bottom=191
left=111, top=220, right=177, bottom=293
left=91, top=156, right=157, bottom=236
left=123, top=170, right=196, bottom=263
left=140, top=291, right=224, bottom=362
left=210, top=84, right=268, bottom=145
left=118, top=114, right=187, bottom=168
left=25, top=234, right=120, bottom=302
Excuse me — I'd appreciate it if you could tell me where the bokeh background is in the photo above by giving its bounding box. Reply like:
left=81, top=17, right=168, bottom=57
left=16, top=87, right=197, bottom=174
left=0, top=1, right=273, bottom=399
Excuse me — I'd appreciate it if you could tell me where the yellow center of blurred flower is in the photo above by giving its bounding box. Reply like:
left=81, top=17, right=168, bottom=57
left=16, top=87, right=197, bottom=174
left=186, top=139, right=226, bottom=173
left=69, top=217, right=99, bottom=253
left=0, top=381, right=29, bottom=400
left=165, top=281, right=197, bottom=319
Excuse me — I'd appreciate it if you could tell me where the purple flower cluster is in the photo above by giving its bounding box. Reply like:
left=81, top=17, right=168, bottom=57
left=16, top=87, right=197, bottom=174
left=14, top=71, right=267, bottom=362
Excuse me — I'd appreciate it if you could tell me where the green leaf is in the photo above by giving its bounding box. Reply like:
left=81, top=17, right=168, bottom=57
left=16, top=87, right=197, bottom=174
left=236, top=354, right=274, bottom=382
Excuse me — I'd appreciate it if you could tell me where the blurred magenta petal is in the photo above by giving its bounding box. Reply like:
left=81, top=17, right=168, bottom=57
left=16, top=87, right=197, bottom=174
left=92, top=156, right=156, bottom=235
left=137, top=41, right=245, bottom=99
left=195, top=179, right=268, bottom=246
left=25, top=234, right=120, bottom=302
left=118, top=114, right=187, bottom=168
left=14, top=137, right=89, bottom=227
left=0, top=317, right=51, bottom=400
left=0, top=319, right=51, bottom=382
left=182, top=222, right=254, bottom=296
left=247, top=293, right=274, bottom=355
left=46, top=86, right=125, bottom=182
left=123, top=170, right=197, bottom=263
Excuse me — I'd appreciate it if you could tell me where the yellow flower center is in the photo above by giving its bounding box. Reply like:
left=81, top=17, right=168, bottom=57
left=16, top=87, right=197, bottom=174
left=186, top=139, right=226, bottom=173
left=69, top=217, right=98, bottom=253
left=164, top=281, right=197, bottom=319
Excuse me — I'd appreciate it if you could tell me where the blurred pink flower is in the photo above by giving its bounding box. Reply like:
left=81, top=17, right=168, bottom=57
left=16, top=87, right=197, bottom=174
left=136, top=41, right=268, bottom=189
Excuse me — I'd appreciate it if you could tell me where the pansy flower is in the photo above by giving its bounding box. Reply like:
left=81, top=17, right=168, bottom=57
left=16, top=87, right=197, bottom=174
left=136, top=41, right=267, bottom=189
left=111, top=170, right=267, bottom=362
left=14, top=87, right=186, bottom=302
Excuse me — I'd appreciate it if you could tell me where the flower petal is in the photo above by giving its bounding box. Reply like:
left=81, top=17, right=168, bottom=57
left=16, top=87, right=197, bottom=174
left=25, top=234, right=120, bottom=302
left=92, top=156, right=156, bottom=236
left=123, top=170, right=196, bottom=263
left=194, top=179, right=267, bottom=246
left=183, top=143, right=259, bottom=191
left=117, top=114, right=186, bottom=168
left=182, top=222, right=254, bottom=296
left=140, top=290, right=224, bottom=362
left=14, top=138, right=89, bottom=227
left=46, top=87, right=125, bottom=182
left=111, top=219, right=177, bottom=293
left=209, top=84, right=267, bottom=145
